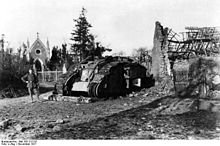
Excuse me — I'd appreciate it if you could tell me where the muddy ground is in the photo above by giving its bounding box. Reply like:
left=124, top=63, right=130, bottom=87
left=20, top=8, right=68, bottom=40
left=0, top=86, right=220, bottom=140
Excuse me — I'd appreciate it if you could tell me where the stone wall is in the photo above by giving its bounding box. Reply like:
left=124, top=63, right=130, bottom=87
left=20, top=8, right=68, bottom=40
left=151, top=21, right=171, bottom=84
left=173, top=56, right=220, bottom=99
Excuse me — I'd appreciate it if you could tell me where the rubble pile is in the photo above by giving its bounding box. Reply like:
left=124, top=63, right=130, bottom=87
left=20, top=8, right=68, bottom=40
left=141, top=79, right=174, bottom=97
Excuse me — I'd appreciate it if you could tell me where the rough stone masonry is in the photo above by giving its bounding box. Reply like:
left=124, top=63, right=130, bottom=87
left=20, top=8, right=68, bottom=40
left=151, top=21, right=171, bottom=85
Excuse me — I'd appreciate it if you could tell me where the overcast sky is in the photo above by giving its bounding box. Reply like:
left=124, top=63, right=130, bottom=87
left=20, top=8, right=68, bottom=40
left=1, top=0, right=220, bottom=55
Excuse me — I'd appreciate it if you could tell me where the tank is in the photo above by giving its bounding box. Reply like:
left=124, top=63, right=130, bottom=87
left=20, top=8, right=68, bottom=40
left=63, top=56, right=154, bottom=98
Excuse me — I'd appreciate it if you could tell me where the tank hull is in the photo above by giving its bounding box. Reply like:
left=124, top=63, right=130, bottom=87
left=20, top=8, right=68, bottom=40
left=63, top=56, right=154, bottom=98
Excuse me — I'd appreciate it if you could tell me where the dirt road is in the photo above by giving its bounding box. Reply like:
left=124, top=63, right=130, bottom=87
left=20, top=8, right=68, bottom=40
left=0, top=92, right=52, bottom=110
left=0, top=88, right=220, bottom=140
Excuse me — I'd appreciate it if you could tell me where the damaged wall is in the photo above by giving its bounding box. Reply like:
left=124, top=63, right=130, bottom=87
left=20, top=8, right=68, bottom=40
left=150, top=21, right=220, bottom=98
left=173, top=56, right=220, bottom=99
left=151, top=21, right=171, bottom=84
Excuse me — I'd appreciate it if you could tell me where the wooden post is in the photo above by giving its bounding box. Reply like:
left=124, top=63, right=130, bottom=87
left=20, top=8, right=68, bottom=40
left=42, top=71, right=44, bottom=82
left=55, top=69, right=58, bottom=81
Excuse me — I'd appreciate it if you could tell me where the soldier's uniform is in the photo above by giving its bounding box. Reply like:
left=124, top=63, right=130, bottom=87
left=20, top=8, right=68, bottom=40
left=21, top=72, right=39, bottom=102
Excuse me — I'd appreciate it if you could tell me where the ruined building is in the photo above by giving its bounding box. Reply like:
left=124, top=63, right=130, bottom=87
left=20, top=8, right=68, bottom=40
left=151, top=21, right=220, bottom=97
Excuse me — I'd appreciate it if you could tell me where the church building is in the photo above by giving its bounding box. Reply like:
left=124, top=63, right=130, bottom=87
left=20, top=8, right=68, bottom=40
left=27, top=33, right=50, bottom=72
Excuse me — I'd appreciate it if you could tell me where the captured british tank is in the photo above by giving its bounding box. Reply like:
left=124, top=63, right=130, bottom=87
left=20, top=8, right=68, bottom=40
left=62, top=56, right=154, bottom=98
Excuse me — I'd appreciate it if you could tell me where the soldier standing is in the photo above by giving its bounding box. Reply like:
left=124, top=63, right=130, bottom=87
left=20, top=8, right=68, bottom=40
left=21, top=68, right=40, bottom=102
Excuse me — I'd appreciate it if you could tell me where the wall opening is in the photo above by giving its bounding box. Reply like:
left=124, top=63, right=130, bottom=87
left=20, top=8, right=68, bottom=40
left=35, top=59, right=43, bottom=71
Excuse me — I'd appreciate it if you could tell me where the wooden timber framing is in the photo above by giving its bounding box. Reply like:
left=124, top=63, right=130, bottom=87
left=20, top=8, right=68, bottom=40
left=167, top=26, right=220, bottom=61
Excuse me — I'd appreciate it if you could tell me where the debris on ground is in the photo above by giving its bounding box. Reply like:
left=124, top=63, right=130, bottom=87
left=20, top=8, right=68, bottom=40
left=14, top=124, right=26, bottom=132
left=56, top=119, right=64, bottom=124
left=52, top=125, right=62, bottom=132
left=0, top=79, right=220, bottom=140
left=0, top=119, right=10, bottom=130
left=43, top=95, right=92, bottom=103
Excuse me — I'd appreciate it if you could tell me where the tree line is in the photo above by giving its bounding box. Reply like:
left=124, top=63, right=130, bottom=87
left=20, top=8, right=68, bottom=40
left=0, top=43, right=32, bottom=90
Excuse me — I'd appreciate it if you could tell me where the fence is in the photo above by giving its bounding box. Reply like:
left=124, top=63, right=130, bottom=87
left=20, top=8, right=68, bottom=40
left=37, top=71, right=63, bottom=83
